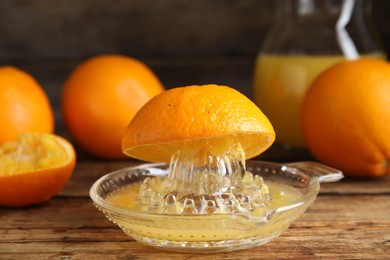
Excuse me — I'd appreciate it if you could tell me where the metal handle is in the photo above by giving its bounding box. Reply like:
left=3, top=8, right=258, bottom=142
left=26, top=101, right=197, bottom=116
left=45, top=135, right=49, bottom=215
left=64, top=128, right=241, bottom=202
left=285, top=161, right=344, bottom=183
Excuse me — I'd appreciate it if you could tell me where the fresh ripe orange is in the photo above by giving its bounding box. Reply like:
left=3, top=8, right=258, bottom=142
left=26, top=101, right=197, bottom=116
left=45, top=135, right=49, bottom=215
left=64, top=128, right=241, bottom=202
left=61, top=54, right=164, bottom=159
left=302, top=58, right=390, bottom=178
left=122, top=84, right=275, bottom=163
left=0, top=133, right=76, bottom=207
left=0, top=66, right=54, bottom=145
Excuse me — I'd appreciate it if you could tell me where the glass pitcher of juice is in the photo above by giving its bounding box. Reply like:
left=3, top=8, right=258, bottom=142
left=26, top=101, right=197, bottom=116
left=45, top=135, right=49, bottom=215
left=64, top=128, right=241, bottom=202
left=254, top=0, right=386, bottom=148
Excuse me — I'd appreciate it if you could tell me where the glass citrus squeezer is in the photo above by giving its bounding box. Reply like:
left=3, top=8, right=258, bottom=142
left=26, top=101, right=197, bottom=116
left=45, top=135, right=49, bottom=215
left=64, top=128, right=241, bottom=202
left=253, top=0, right=386, bottom=148
left=90, top=155, right=343, bottom=252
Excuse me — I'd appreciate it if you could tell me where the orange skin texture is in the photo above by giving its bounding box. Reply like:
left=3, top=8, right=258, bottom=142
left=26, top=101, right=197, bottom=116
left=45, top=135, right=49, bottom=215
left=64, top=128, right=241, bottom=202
left=0, top=66, right=54, bottom=144
left=122, top=84, right=275, bottom=163
left=61, top=55, right=164, bottom=159
left=302, top=58, right=390, bottom=178
left=0, top=135, right=76, bottom=207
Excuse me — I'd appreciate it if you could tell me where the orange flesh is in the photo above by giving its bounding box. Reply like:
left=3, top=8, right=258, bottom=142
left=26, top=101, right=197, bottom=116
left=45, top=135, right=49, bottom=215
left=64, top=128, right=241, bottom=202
left=0, top=134, right=69, bottom=176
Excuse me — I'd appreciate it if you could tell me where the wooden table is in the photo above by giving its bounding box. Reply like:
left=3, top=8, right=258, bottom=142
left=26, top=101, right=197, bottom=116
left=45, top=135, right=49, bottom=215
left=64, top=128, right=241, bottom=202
left=1, top=146, right=389, bottom=260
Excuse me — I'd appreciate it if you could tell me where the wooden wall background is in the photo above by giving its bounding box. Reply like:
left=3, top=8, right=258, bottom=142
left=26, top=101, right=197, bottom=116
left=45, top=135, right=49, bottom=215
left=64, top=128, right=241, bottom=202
left=0, top=0, right=389, bottom=127
left=0, top=0, right=277, bottom=59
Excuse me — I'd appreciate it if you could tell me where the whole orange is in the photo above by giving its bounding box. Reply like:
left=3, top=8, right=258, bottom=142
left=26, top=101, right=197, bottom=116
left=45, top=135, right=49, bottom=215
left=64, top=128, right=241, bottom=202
left=122, top=84, right=275, bottom=163
left=0, top=66, right=54, bottom=144
left=301, top=58, right=390, bottom=178
left=61, top=55, right=164, bottom=159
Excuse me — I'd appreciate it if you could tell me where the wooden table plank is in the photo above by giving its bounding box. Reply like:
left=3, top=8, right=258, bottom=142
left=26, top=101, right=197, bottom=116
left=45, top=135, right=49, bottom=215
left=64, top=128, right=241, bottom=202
left=1, top=144, right=389, bottom=259
left=1, top=194, right=389, bottom=259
